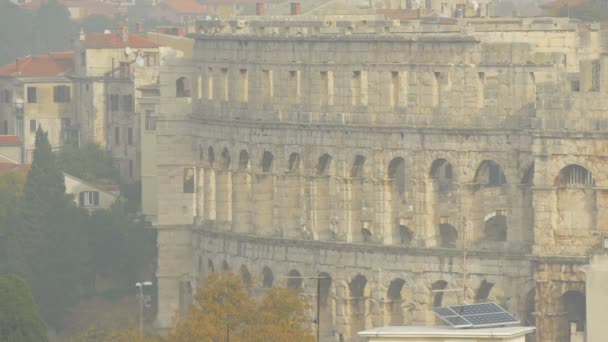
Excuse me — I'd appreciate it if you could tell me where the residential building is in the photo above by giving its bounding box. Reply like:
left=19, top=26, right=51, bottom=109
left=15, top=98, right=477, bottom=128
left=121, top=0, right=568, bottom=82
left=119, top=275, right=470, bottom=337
left=0, top=52, right=76, bottom=163
left=64, top=172, right=119, bottom=210
left=0, top=135, right=23, bottom=164
left=148, top=0, right=207, bottom=25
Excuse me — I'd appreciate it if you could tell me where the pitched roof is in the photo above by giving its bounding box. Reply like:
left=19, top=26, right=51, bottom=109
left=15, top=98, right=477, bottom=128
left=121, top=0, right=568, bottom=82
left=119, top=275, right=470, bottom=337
left=83, top=33, right=160, bottom=49
left=162, top=0, right=207, bottom=14
left=0, top=163, right=30, bottom=175
left=0, top=135, right=21, bottom=146
left=0, top=51, right=74, bottom=78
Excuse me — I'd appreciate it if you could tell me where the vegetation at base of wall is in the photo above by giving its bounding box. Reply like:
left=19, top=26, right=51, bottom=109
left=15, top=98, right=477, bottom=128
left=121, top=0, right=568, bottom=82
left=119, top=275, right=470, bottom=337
left=169, top=273, right=315, bottom=342
left=0, top=275, right=49, bottom=342
left=0, top=129, right=157, bottom=333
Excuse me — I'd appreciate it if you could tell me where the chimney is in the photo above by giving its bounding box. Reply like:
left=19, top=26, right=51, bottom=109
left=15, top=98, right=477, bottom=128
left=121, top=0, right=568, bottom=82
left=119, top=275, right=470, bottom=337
left=135, top=22, right=144, bottom=33
left=256, top=2, right=265, bottom=15
left=290, top=2, right=301, bottom=15
left=121, top=24, right=129, bottom=43
left=15, top=58, right=20, bottom=75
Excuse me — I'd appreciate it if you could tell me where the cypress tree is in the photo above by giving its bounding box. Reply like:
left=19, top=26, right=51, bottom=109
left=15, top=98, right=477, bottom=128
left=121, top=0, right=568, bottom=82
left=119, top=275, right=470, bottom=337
left=0, top=275, right=48, bottom=342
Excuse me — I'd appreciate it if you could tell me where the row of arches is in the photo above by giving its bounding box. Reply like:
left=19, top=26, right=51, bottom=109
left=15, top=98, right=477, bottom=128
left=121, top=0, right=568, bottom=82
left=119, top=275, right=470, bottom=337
left=203, top=257, right=504, bottom=339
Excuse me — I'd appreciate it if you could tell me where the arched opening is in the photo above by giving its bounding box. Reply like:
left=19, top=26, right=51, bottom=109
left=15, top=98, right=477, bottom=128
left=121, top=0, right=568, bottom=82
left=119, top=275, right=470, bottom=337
left=350, top=155, right=367, bottom=243
left=207, top=259, right=215, bottom=273
left=208, top=146, right=215, bottom=163
left=430, top=158, right=454, bottom=192
left=318, top=272, right=334, bottom=338
left=198, top=255, right=203, bottom=273
left=240, top=265, right=252, bottom=286
left=234, top=150, right=251, bottom=233
left=475, top=160, right=506, bottom=187
left=222, top=260, right=230, bottom=272
left=176, top=76, right=191, bottom=97
left=474, top=280, right=494, bottom=302
left=557, top=164, right=595, bottom=187
left=556, top=165, right=596, bottom=231
left=399, top=224, right=414, bottom=245
left=439, top=224, right=458, bottom=248
left=262, top=266, right=274, bottom=288
left=216, top=148, right=232, bottom=224
left=484, top=213, right=508, bottom=241
left=524, top=288, right=536, bottom=326
left=522, top=163, right=535, bottom=243
left=315, top=154, right=334, bottom=240
left=560, top=290, right=586, bottom=340
left=387, top=278, right=406, bottom=325
left=387, top=157, right=406, bottom=244
left=255, top=151, right=274, bottom=236
left=287, top=270, right=302, bottom=290
left=431, top=280, right=448, bottom=307
left=199, top=145, right=204, bottom=161
left=349, top=274, right=367, bottom=338
left=285, top=153, right=302, bottom=238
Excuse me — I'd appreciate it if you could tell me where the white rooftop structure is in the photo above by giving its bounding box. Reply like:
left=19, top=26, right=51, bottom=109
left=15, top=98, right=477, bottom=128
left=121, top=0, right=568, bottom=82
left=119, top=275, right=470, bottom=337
left=358, top=326, right=535, bottom=342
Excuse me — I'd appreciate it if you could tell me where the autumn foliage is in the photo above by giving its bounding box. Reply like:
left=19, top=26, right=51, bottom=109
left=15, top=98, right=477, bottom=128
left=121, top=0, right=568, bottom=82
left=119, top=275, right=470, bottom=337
left=169, top=273, right=314, bottom=342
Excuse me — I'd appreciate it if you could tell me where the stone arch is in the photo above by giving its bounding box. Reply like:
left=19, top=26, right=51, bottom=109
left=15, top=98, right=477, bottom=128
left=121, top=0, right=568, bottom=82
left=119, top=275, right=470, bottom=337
left=483, top=211, right=508, bottom=242
left=198, top=144, right=204, bottom=161
left=556, top=164, right=597, bottom=231
left=522, top=162, right=534, bottom=185
left=238, top=150, right=250, bottom=170
left=474, top=160, right=507, bottom=187
left=387, top=157, right=406, bottom=194
left=349, top=274, right=368, bottom=338
left=198, top=255, right=203, bottom=273
left=285, top=152, right=303, bottom=238
left=207, top=259, right=215, bottom=273
left=351, top=155, right=366, bottom=178
left=474, top=279, right=494, bottom=302
left=521, top=163, right=535, bottom=242
left=399, top=224, right=414, bottom=246
left=216, top=147, right=232, bottom=225
left=524, top=288, right=536, bottom=326
left=222, top=260, right=230, bottom=272
left=315, top=154, right=335, bottom=240
left=287, top=270, right=302, bottom=290
left=556, top=164, right=595, bottom=187
left=431, top=280, right=448, bottom=307
left=176, top=76, right=191, bottom=97
left=430, top=158, right=454, bottom=181
left=560, top=290, right=586, bottom=338
left=387, top=278, right=406, bottom=326
left=204, top=146, right=216, bottom=221
left=254, top=150, right=275, bottom=236
left=207, top=146, right=215, bottom=164
left=439, top=223, right=458, bottom=248
left=240, top=265, right=252, bottom=286
left=318, top=272, right=334, bottom=338
left=262, top=266, right=274, bottom=288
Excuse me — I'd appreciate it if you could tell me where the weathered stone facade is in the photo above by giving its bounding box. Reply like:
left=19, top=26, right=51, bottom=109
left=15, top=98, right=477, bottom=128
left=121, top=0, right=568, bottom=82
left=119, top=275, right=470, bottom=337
left=152, top=15, right=608, bottom=341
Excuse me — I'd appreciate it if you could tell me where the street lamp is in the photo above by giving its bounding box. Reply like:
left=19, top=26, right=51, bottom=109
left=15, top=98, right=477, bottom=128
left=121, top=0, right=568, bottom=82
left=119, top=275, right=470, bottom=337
left=136, top=281, right=153, bottom=338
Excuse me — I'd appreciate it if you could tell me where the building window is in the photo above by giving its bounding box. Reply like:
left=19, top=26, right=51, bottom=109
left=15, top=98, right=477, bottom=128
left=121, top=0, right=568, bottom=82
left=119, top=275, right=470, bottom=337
left=2, top=120, right=8, bottom=134
left=27, top=87, right=37, bottom=103
left=115, top=127, right=120, bottom=144
left=29, top=119, right=37, bottom=132
left=144, top=53, right=158, bottom=67
left=129, top=159, right=133, bottom=178
left=79, top=191, right=99, bottom=207
left=128, top=127, right=133, bottom=145
left=183, top=168, right=195, bottom=193
left=53, top=85, right=70, bottom=103
left=176, top=77, right=191, bottom=98
left=122, top=94, right=133, bottom=112
left=1, top=89, right=10, bottom=103
left=145, top=110, right=156, bottom=130
left=109, top=94, right=119, bottom=111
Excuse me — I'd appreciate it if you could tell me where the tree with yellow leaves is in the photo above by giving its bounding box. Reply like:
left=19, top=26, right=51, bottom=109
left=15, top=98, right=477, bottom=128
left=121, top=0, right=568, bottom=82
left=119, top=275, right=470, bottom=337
left=170, top=273, right=314, bottom=342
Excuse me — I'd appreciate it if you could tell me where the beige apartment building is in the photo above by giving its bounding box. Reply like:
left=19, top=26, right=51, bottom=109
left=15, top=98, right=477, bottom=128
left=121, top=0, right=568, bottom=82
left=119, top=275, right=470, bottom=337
left=0, top=52, right=76, bottom=163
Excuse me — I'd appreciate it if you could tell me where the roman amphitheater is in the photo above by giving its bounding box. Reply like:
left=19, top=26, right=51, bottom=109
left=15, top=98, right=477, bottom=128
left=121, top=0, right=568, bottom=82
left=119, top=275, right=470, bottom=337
left=149, top=10, right=608, bottom=342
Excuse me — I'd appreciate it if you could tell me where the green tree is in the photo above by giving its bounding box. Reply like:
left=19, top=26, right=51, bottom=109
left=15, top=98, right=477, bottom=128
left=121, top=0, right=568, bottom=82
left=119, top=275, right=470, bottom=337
left=56, top=143, right=119, bottom=184
left=32, top=0, right=75, bottom=54
left=22, top=128, right=90, bottom=328
left=80, top=14, right=119, bottom=34
left=0, top=1, right=34, bottom=65
left=0, top=275, right=48, bottom=342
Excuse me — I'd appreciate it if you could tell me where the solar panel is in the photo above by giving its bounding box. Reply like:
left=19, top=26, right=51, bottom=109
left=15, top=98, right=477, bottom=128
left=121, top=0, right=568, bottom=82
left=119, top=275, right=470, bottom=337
left=432, top=302, right=520, bottom=329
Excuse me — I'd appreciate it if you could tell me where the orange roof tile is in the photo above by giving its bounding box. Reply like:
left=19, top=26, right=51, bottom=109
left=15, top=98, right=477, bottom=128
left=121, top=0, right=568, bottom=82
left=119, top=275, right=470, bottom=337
left=0, top=136, right=21, bottom=145
left=162, top=0, right=207, bottom=14
left=83, top=32, right=161, bottom=49
left=0, top=51, right=74, bottom=78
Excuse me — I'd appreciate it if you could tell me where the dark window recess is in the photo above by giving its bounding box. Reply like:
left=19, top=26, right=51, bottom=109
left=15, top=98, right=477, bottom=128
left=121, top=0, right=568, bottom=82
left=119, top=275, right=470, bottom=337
left=109, top=94, right=119, bottom=111
left=122, top=94, right=133, bottom=112
left=79, top=191, right=99, bottom=207
left=128, top=127, right=133, bottom=145
left=129, top=159, right=133, bottom=178
left=53, top=85, right=70, bottom=102
left=1, top=89, right=11, bottom=103
left=29, top=119, right=36, bottom=132
left=145, top=110, right=156, bottom=130
left=115, top=127, right=120, bottom=144
left=27, top=87, right=37, bottom=103
left=183, top=168, right=195, bottom=193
